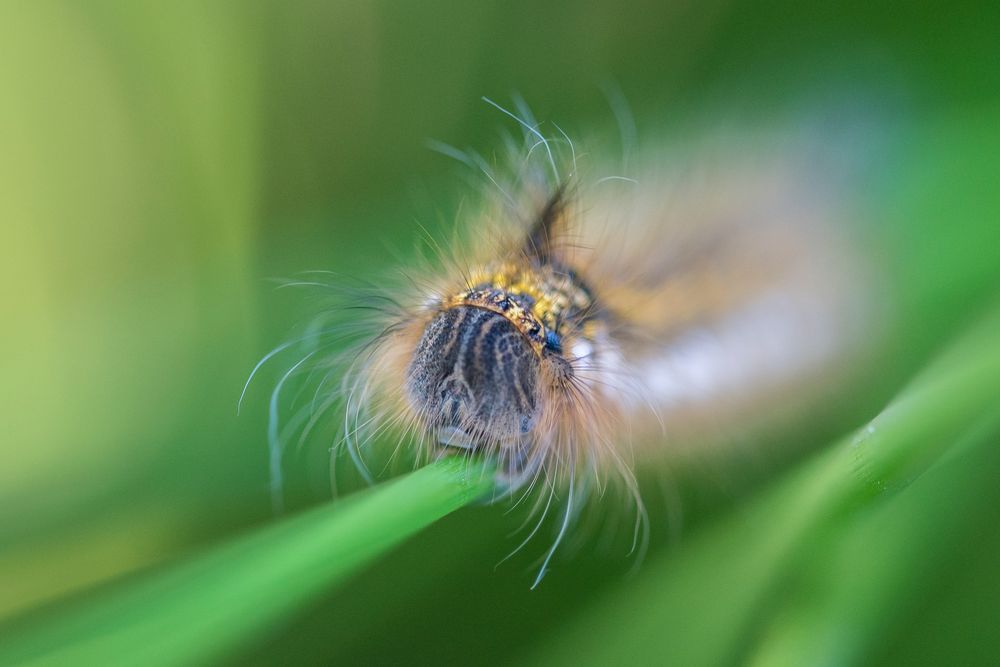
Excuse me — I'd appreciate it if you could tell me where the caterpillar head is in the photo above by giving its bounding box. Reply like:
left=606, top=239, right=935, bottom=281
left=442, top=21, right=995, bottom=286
left=403, top=190, right=585, bottom=467
left=406, top=305, right=539, bottom=449
left=405, top=294, right=576, bottom=457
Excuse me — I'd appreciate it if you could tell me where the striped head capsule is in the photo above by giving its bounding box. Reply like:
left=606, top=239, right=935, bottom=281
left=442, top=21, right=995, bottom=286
left=404, top=189, right=592, bottom=461
left=406, top=304, right=542, bottom=452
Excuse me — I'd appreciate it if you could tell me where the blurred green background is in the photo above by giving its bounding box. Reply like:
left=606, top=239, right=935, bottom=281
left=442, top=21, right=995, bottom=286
left=1, top=1, right=998, bottom=665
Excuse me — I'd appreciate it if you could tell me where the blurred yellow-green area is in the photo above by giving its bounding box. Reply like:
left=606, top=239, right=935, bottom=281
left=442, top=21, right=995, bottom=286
left=1, top=1, right=999, bottom=665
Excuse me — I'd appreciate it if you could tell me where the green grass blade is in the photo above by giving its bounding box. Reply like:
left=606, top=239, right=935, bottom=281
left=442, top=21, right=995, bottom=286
left=747, top=409, right=1000, bottom=666
left=525, top=306, right=1000, bottom=666
left=0, top=457, right=494, bottom=666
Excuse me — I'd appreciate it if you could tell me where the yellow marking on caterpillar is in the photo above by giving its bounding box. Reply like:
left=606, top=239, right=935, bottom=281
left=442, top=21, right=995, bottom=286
left=448, top=261, right=596, bottom=354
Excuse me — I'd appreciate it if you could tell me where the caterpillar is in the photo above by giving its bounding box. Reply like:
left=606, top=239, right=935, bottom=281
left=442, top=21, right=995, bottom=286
left=249, top=98, right=876, bottom=585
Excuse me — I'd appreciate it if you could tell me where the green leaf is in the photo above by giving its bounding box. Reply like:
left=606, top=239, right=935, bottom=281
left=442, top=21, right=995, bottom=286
left=525, top=306, right=1000, bottom=666
left=0, top=457, right=494, bottom=667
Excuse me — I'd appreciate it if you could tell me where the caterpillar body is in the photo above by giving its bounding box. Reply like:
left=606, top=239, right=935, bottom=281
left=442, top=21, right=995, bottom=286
left=257, top=100, right=875, bottom=584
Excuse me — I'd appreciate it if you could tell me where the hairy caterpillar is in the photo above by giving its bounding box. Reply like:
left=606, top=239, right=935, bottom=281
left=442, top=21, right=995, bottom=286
left=248, top=98, right=875, bottom=585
